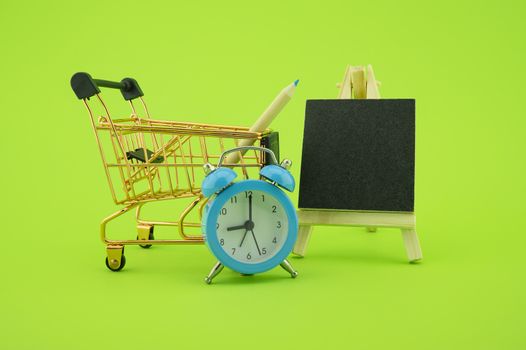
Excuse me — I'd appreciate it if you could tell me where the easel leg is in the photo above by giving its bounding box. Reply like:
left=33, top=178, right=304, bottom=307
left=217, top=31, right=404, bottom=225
left=204, top=261, right=224, bottom=284
left=280, top=259, right=298, bottom=278
left=401, top=228, right=422, bottom=262
left=293, top=225, right=313, bottom=257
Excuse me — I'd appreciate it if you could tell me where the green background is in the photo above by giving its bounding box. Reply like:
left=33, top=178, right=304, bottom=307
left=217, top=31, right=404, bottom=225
left=1, top=0, right=524, bottom=348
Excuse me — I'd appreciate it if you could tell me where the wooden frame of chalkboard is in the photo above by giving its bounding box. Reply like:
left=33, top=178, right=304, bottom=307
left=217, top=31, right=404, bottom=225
left=292, top=65, right=422, bottom=262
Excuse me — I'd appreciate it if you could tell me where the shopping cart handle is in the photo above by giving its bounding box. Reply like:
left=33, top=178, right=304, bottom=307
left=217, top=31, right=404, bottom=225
left=70, top=72, right=144, bottom=101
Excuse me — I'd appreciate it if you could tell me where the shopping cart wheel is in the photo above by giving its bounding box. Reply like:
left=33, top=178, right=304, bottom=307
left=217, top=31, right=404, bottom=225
left=137, top=231, right=155, bottom=249
left=105, top=255, right=126, bottom=272
left=137, top=225, right=154, bottom=249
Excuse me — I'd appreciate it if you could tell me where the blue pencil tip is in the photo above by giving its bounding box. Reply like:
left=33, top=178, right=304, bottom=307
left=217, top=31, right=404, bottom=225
left=294, top=79, right=300, bottom=87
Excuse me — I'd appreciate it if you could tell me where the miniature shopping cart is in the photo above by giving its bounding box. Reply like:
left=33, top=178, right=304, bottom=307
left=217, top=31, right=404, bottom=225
left=71, top=73, right=280, bottom=271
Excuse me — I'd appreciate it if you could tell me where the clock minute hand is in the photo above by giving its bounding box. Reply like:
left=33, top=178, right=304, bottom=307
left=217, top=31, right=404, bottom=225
left=248, top=194, right=252, bottom=221
left=236, top=194, right=254, bottom=247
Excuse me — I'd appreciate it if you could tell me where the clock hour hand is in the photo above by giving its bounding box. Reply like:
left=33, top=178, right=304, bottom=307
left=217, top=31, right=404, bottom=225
left=227, top=224, right=246, bottom=231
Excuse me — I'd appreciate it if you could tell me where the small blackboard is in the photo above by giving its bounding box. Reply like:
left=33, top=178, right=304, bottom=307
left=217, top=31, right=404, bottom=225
left=298, top=99, right=415, bottom=212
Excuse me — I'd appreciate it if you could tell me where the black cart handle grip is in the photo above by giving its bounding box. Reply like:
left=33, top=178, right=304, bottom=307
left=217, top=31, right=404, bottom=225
left=70, top=72, right=144, bottom=100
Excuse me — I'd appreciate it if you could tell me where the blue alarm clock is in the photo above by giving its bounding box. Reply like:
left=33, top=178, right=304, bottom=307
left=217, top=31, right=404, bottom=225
left=201, top=146, right=298, bottom=284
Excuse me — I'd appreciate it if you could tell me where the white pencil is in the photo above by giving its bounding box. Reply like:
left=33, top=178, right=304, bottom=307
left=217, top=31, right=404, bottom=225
left=225, top=79, right=299, bottom=164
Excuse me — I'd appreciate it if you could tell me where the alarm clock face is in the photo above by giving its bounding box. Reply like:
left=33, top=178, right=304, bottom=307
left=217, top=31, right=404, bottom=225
left=215, top=189, right=288, bottom=264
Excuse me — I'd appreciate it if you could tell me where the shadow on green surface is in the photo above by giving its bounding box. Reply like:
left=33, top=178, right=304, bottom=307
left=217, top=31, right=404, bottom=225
left=292, top=251, right=412, bottom=266
left=204, top=272, right=298, bottom=286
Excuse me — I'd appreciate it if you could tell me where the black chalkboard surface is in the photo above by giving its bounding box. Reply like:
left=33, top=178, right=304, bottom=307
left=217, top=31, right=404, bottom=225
left=298, top=99, right=415, bottom=212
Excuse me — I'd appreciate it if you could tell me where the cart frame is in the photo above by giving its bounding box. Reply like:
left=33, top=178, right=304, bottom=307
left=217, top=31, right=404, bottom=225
left=71, top=73, right=279, bottom=271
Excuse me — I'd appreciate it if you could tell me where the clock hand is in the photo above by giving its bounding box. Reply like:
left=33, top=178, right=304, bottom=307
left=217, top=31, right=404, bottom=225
left=248, top=194, right=253, bottom=222
left=239, top=229, right=249, bottom=247
left=250, top=229, right=262, bottom=255
left=227, top=224, right=246, bottom=231
left=238, top=219, right=255, bottom=247
left=245, top=195, right=256, bottom=250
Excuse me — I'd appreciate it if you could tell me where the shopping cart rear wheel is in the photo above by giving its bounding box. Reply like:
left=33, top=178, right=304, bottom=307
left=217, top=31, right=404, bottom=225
left=138, top=229, right=155, bottom=249
left=105, top=255, right=126, bottom=271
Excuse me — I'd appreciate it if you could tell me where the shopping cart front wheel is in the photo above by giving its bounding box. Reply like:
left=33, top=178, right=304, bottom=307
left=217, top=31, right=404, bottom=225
left=105, top=246, right=126, bottom=271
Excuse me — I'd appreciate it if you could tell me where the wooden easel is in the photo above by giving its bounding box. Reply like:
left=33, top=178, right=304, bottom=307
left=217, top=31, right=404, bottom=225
left=292, top=65, right=423, bottom=262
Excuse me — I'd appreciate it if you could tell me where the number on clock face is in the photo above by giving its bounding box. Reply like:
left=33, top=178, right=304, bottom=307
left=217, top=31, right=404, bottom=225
left=215, top=190, right=288, bottom=264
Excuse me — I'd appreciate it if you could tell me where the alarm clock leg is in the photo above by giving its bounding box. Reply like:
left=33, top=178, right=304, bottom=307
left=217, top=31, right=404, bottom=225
left=280, top=259, right=298, bottom=278
left=204, top=261, right=224, bottom=284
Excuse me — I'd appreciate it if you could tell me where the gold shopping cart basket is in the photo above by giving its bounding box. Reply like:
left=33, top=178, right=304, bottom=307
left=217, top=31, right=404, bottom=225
left=70, top=72, right=280, bottom=271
